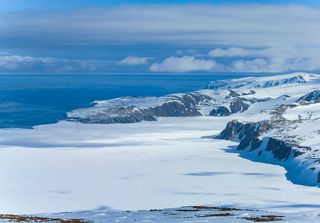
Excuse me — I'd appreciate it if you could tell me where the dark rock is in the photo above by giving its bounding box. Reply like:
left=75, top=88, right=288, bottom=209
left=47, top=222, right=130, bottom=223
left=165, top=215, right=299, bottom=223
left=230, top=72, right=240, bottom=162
left=242, top=90, right=256, bottom=96
left=228, top=90, right=241, bottom=97
left=230, top=98, right=250, bottom=113
left=265, top=138, right=294, bottom=161
left=209, top=106, right=231, bottom=116
left=215, top=120, right=245, bottom=140
left=297, top=90, right=320, bottom=104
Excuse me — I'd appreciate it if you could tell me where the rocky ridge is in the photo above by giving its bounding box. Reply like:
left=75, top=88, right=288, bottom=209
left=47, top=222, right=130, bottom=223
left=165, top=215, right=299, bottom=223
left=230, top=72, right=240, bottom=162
left=67, top=90, right=264, bottom=124
left=68, top=73, right=318, bottom=124
left=216, top=89, right=320, bottom=186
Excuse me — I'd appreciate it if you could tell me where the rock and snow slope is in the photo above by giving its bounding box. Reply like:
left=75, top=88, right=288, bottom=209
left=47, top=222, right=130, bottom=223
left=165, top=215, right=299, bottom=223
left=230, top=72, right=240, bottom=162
left=67, top=90, right=262, bottom=123
left=67, top=72, right=319, bottom=123
left=68, top=72, right=320, bottom=186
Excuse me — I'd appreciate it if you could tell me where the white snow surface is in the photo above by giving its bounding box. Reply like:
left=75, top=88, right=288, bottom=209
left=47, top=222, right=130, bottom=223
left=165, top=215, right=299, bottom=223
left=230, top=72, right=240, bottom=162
left=2, top=73, right=320, bottom=222
left=208, top=72, right=319, bottom=90
left=1, top=117, right=320, bottom=217
left=284, top=103, right=320, bottom=120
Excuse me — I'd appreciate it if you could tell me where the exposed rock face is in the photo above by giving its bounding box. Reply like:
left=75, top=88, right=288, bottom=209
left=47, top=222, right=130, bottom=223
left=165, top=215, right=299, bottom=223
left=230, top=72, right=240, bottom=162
left=216, top=120, right=270, bottom=142
left=297, top=90, right=320, bottom=104
left=209, top=106, right=232, bottom=116
left=216, top=120, right=271, bottom=153
left=73, top=106, right=157, bottom=124
left=217, top=120, right=320, bottom=186
left=209, top=98, right=255, bottom=116
left=229, top=98, right=251, bottom=114
left=68, top=90, right=262, bottom=124
left=217, top=120, right=309, bottom=161
left=68, top=72, right=319, bottom=124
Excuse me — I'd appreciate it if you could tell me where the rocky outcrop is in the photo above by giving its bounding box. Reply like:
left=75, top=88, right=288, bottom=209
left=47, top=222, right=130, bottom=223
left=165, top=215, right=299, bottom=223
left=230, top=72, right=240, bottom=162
left=216, top=120, right=306, bottom=161
left=216, top=120, right=270, bottom=141
left=209, top=98, right=254, bottom=116
left=68, top=90, right=262, bottom=124
left=68, top=73, right=319, bottom=124
left=217, top=120, right=319, bottom=186
left=297, top=90, right=320, bottom=104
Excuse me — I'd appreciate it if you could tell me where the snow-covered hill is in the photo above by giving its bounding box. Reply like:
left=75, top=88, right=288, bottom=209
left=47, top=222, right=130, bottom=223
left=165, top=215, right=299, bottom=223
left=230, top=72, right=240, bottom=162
left=67, top=90, right=266, bottom=123
left=213, top=74, right=320, bottom=186
left=207, top=72, right=317, bottom=90
left=67, top=73, right=320, bottom=124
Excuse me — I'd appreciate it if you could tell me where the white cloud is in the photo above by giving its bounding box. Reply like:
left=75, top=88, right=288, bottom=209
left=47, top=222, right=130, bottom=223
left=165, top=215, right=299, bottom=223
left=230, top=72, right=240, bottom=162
left=231, top=58, right=268, bottom=72
left=1, top=5, right=320, bottom=73
left=207, top=46, right=320, bottom=72
left=209, top=47, right=262, bottom=57
left=0, top=55, right=111, bottom=73
left=0, top=55, right=55, bottom=70
left=150, top=56, right=218, bottom=73
left=118, top=56, right=149, bottom=65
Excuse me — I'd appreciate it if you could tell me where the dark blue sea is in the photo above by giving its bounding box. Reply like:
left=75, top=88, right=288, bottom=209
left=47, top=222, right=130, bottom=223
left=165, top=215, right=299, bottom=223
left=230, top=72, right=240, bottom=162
left=0, top=74, right=260, bottom=128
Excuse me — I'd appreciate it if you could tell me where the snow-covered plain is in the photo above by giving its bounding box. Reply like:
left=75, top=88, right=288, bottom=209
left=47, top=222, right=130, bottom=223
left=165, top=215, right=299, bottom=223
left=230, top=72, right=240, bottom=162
left=1, top=116, right=320, bottom=217
left=2, top=73, right=320, bottom=222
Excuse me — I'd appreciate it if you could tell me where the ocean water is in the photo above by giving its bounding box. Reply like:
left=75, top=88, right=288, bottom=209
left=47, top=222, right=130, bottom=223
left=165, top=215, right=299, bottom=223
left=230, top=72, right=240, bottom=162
left=0, top=74, right=254, bottom=128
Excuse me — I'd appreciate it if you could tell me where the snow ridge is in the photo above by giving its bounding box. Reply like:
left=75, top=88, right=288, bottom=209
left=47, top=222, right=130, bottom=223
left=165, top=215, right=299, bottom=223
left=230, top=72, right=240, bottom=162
left=208, top=72, right=318, bottom=90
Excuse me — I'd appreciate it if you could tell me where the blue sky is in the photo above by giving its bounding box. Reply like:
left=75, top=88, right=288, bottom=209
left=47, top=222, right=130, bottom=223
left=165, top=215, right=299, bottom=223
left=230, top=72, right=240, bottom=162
left=1, top=0, right=320, bottom=11
left=0, top=0, right=320, bottom=73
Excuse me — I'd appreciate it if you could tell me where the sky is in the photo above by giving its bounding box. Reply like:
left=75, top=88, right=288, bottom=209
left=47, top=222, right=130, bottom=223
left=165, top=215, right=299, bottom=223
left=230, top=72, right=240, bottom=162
left=0, top=0, right=320, bottom=73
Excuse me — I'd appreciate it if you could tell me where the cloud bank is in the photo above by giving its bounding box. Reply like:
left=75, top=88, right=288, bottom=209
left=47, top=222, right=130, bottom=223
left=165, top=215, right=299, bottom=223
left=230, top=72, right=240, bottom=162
left=210, top=46, right=320, bottom=72
left=2, top=4, right=319, bottom=47
left=0, top=55, right=112, bottom=73
left=118, top=56, right=149, bottom=65
left=1, top=4, right=320, bottom=73
left=150, top=56, right=217, bottom=72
